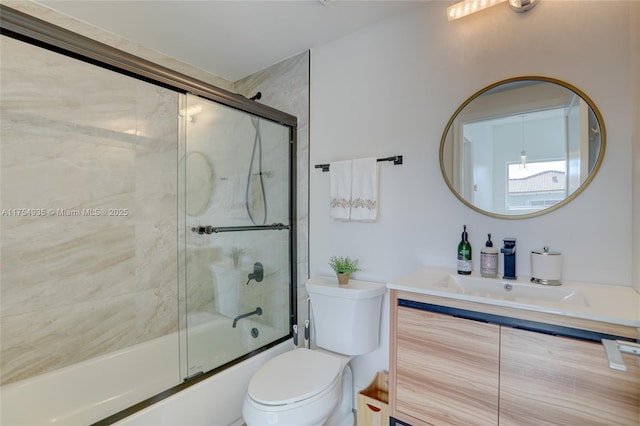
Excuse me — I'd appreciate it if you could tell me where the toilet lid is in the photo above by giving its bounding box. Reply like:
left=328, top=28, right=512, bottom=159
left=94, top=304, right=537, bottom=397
left=248, top=349, right=341, bottom=406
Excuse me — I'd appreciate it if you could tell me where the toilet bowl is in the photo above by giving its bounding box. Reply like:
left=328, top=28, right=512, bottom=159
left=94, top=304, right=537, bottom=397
left=242, top=277, right=386, bottom=426
left=242, top=349, right=352, bottom=426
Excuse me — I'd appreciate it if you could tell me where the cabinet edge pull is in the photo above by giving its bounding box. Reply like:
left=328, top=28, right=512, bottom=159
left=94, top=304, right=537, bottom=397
left=367, top=403, right=382, bottom=412
left=602, top=339, right=640, bottom=371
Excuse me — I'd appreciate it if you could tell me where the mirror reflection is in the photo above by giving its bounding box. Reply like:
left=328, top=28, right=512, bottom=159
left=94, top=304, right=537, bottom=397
left=184, top=151, right=215, bottom=216
left=440, top=77, right=605, bottom=218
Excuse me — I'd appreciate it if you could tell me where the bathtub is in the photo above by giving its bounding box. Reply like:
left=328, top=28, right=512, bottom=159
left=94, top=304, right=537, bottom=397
left=115, top=340, right=291, bottom=426
left=0, top=313, right=291, bottom=426
left=185, top=311, right=286, bottom=379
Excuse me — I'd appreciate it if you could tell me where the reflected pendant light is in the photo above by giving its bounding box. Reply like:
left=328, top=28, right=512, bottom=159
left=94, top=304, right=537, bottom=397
left=520, top=115, right=527, bottom=169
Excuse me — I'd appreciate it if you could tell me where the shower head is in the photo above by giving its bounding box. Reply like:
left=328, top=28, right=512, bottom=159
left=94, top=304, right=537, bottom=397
left=249, top=92, right=262, bottom=101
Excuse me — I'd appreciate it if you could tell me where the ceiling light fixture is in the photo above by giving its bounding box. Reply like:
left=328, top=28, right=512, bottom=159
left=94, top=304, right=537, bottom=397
left=447, top=0, right=538, bottom=21
left=179, top=105, right=203, bottom=122
left=508, top=0, right=538, bottom=13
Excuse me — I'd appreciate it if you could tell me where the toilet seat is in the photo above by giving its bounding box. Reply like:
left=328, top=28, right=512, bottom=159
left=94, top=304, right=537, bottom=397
left=247, top=349, right=341, bottom=406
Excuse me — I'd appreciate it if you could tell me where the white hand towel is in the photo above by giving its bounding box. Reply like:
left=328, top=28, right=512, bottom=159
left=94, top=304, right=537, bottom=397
left=329, top=160, right=352, bottom=220
left=223, top=174, right=246, bottom=219
left=350, top=158, right=378, bottom=221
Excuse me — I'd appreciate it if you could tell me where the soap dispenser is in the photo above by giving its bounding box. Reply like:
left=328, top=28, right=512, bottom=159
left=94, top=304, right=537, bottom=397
left=480, top=233, right=498, bottom=278
left=457, top=225, right=472, bottom=275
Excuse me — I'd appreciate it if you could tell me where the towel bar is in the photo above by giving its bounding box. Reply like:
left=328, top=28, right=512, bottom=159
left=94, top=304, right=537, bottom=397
left=314, top=155, right=403, bottom=172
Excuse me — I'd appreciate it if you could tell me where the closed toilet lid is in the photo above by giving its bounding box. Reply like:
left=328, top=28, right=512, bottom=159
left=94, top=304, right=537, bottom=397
left=248, top=349, right=341, bottom=406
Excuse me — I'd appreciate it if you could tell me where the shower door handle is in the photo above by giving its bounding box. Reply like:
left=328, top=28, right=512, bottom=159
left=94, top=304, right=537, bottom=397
left=191, top=223, right=289, bottom=234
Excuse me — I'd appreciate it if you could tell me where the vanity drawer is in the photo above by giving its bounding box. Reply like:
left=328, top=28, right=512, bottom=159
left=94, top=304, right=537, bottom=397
left=389, top=290, right=640, bottom=426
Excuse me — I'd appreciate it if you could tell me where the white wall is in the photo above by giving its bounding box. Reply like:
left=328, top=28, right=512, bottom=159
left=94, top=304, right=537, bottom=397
left=310, top=0, right=634, bottom=285
left=310, top=0, right=636, bottom=390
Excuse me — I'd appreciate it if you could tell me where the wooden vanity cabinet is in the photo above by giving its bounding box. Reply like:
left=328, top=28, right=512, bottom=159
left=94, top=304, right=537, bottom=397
left=389, top=290, right=640, bottom=426
left=500, top=327, right=640, bottom=426
left=395, top=306, right=499, bottom=426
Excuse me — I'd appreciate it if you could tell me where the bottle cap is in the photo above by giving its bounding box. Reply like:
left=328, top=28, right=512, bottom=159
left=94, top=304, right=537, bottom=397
left=485, top=233, right=493, bottom=247
left=462, top=225, right=468, bottom=241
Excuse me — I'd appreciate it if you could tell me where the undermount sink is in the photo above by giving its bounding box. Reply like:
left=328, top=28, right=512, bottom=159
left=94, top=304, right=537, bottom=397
left=444, top=274, right=590, bottom=307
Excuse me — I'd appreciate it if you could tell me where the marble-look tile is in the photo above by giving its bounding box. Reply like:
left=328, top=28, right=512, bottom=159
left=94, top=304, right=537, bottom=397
left=185, top=248, right=220, bottom=314
left=205, top=230, right=289, bottom=321
left=1, top=223, right=136, bottom=316
left=1, top=11, right=310, bottom=388
left=1, top=295, right=138, bottom=384
left=1, top=34, right=179, bottom=385
left=182, top=97, right=290, bottom=230
left=134, top=84, right=179, bottom=297
left=235, top=51, right=311, bottom=334
left=134, top=287, right=179, bottom=342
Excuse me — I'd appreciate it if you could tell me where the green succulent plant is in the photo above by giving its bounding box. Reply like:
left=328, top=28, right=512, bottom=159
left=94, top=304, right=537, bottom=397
left=227, top=247, right=246, bottom=267
left=328, top=256, right=360, bottom=275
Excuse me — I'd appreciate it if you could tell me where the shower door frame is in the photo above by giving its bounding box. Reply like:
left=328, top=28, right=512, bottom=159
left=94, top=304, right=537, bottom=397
left=1, top=4, right=298, bottom=424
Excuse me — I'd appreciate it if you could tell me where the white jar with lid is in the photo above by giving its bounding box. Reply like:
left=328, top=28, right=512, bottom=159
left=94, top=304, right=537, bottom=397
left=530, top=246, right=563, bottom=285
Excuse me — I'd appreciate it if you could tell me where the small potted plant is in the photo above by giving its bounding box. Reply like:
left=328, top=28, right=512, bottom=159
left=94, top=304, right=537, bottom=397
left=328, top=255, right=360, bottom=285
left=227, top=247, right=246, bottom=268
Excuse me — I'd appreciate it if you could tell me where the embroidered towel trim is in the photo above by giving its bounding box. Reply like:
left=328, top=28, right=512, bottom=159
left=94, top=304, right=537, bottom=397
left=350, top=157, right=378, bottom=222
left=329, top=160, right=352, bottom=220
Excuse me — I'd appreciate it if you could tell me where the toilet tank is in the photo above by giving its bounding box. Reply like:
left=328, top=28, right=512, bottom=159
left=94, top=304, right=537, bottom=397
left=305, top=277, right=386, bottom=356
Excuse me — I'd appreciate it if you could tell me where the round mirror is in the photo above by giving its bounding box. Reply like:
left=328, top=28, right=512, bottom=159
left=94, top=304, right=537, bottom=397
left=440, top=76, right=605, bottom=219
left=185, top=151, right=215, bottom=216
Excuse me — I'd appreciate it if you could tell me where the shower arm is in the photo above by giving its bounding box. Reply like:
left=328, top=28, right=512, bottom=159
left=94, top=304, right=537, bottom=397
left=232, top=307, right=262, bottom=328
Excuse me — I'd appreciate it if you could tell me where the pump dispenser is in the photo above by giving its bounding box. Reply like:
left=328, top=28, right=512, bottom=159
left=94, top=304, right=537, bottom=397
left=480, top=233, right=498, bottom=278
left=457, top=225, right=472, bottom=275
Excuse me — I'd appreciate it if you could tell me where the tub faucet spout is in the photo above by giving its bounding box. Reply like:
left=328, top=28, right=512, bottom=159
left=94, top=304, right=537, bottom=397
left=232, top=307, right=262, bottom=328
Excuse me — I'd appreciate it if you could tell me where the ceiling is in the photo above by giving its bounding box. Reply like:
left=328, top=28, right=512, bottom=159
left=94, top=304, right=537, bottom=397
left=37, top=0, right=428, bottom=82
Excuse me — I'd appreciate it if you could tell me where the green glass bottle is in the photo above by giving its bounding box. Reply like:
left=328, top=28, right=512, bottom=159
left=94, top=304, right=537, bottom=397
left=457, top=225, right=472, bottom=275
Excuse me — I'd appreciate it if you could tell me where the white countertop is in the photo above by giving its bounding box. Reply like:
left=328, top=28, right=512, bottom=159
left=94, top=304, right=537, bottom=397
left=387, top=267, right=640, bottom=328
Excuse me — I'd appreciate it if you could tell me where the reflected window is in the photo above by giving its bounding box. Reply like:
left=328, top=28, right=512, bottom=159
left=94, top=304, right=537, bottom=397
left=507, top=160, right=566, bottom=210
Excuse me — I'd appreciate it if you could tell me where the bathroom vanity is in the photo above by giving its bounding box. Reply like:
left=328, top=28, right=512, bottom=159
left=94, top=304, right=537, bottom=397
left=387, top=267, right=640, bottom=426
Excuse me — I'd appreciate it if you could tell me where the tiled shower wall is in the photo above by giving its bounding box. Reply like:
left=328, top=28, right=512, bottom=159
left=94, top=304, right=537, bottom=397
left=235, top=51, right=311, bottom=333
left=0, top=1, right=310, bottom=387
left=0, top=36, right=179, bottom=384
left=182, top=97, right=292, bottom=335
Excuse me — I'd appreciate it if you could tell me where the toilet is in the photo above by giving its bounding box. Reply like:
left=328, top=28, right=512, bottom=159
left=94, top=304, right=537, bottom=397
left=242, top=277, right=386, bottom=426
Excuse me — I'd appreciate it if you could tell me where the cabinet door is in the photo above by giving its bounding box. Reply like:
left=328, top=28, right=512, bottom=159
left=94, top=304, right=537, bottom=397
left=395, top=307, right=500, bottom=426
left=500, top=327, right=640, bottom=425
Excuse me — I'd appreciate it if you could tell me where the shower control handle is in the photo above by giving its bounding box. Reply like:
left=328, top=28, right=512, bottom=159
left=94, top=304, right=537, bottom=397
left=246, top=262, right=264, bottom=285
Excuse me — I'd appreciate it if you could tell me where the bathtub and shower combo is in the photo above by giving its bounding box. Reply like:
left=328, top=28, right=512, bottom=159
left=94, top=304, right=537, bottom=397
left=0, top=6, right=298, bottom=425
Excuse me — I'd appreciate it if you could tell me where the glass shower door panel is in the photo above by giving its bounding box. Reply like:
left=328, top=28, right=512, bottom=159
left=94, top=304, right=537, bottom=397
left=183, top=94, right=292, bottom=378
left=183, top=94, right=290, bottom=228
left=186, top=229, right=290, bottom=376
left=1, top=35, right=180, bottom=405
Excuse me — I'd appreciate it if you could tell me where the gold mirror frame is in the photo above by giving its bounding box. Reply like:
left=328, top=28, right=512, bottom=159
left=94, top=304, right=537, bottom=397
left=439, top=76, right=606, bottom=220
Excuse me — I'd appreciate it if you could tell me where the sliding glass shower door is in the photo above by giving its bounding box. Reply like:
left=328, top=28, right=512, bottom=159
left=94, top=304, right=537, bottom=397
left=180, top=94, right=294, bottom=379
